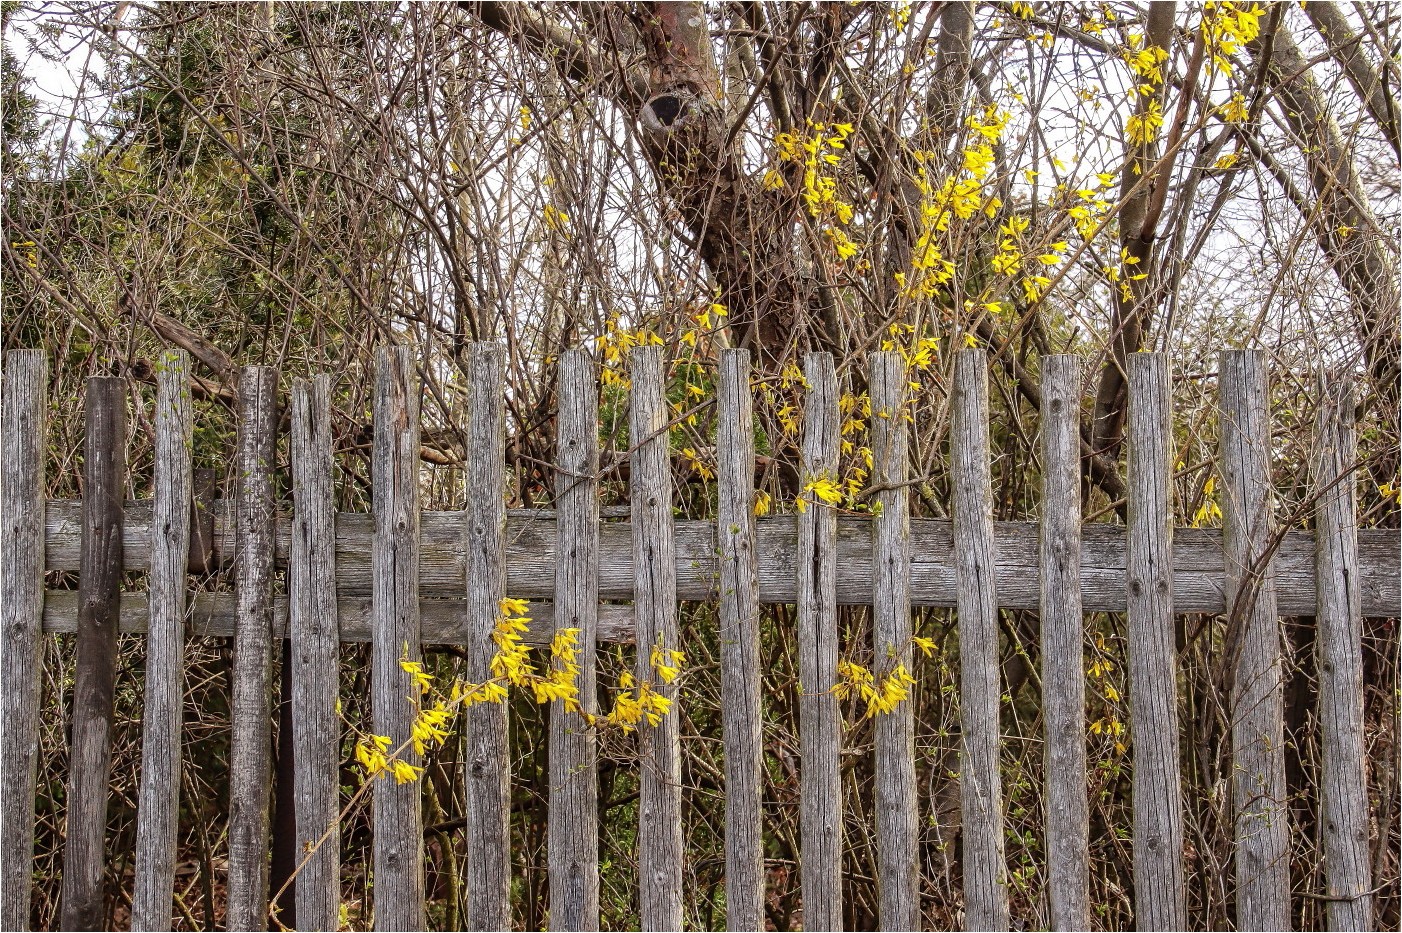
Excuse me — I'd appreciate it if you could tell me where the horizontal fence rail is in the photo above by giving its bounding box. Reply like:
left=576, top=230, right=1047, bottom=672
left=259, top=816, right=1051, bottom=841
left=36, top=505, right=1401, bottom=625
left=1, top=342, right=1396, bottom=932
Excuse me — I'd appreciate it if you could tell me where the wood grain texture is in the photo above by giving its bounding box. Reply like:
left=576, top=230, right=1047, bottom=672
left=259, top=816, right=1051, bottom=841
left=463, top=344, right=511, bottom=931
left=870, top=351, right=918, bottom=931
left=43, top=592, right=633, bottom=644
left=288, top=376, right=341, bottom=931
left=797, top=352, right=843, bottom=932
left=226, top=366, right=279, bottom=932
left=950, top=350, right=1009, bottom=932
left=1039, top=354, right=1089, bottom=932
left=370, top=346, right=426, bottom=931
left=1125, top=353, right=1186, bottom=931
left=1312, top=376, right=1374, bottom=932
left=42, top=506, right=1400, bottom=616
left=1219, top=350, right=1289, bottom=931
left=13, top=345, right=1402, bottom=933
left=59, top=376, right=127, bottom=932
left=630, top=346, right=683, bottom=931
left=1, top=350, right=47, bottom=931
left=132, top=352, right=194, bottom=931
left=549, top=348, right=600, bottom=931
left=716, top=349, right=764, bottom=932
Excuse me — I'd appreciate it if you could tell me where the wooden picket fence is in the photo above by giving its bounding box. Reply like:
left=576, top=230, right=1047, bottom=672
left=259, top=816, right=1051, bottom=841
left=0, top=343, right=1396, bottom=931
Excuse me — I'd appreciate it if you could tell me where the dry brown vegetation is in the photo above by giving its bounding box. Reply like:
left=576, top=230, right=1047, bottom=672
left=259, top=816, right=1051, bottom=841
left=2, top=1, right=1398, bottom=929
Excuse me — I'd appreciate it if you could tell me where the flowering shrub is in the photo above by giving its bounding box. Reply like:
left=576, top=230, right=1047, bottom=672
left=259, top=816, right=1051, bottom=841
left=352, top=598, right=685, bottom=784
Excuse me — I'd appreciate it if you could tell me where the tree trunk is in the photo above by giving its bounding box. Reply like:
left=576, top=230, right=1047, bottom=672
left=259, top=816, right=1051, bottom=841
left=1250, top=20, right=1401, bottom=448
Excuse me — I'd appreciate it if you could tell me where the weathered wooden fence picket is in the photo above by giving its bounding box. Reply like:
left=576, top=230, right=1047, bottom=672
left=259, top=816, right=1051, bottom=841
left=1, top=343, right=1396, bottom=932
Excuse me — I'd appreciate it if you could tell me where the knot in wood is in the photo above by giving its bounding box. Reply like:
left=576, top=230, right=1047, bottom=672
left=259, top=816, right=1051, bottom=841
left=640, top=85, right=705, bottom=134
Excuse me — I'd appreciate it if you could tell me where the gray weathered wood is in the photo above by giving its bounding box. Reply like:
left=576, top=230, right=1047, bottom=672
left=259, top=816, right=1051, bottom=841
left=0, top=350, right=47, bottom=931
left=1312, top=376, right=1374, bottom=932
left=716, top=349, right=764, bottom=932
left=629, top=345, right=683, bottom=931
left=14, top=343, right=1402, bottom=933
left=463, top=344, right=511, bottom=931
left=370, top=346, right=426, bottom=930
left=59, top=376, right=127, bottom=932
left=549, top=348, right=600, bottom=931
left=288, top=376, right=341, bottom=931
left=227, top=366, right=279, bottom=932
left=950, top=350, right=1009, bottom=932
left=43, top=592, right=633, bottom=644
left=42, top=506, right=1401, bottom=617
left=1125, top=352, right=1187, bottom=931
left=1039, top=354, right=1090, bottom=931
left=870, top=351, right=918, bottom=931
left=132, top=351, right=194, bottom=931
left=797, top=351, right=843, bottom=932
left=1220, top=350, right=1290, bottom=932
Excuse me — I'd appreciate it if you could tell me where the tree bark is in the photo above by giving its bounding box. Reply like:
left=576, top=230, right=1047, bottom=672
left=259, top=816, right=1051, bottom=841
left=1090, top=2, right=1176, bottom=459
left=469, top=1, right=812, bottom=366
left=633, top=2, right=808, bottom=362
left=1302, top=1, right=1400, bottom=157
left=1250, top=20, right=1401, bottom=447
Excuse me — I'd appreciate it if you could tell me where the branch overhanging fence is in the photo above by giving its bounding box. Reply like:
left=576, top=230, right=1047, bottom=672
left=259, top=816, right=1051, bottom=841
left=0, top=343, right=1395, bottom=931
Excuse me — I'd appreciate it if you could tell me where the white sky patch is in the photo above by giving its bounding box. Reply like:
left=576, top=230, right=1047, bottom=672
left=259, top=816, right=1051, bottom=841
left=4, top=3, right=115, bottom=159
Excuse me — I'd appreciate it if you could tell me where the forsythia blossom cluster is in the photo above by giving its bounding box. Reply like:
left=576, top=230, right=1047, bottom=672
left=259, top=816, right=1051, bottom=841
left=832, top=636, right=937, bottom=718
left=1200, top=2, right=1265, bottom=76
left=593, top=317, right=664, bottom=389
left=606, top=645, right=685, bottom=731
left=355, top=598, right=584, bottom=784
left=894, top=105, right=1007, bottom=303
left=768, top=120, right=862, bottom=261
left=354, top=599, right=686, bottom=783
left=1087, top=635, right=1128, bottom=754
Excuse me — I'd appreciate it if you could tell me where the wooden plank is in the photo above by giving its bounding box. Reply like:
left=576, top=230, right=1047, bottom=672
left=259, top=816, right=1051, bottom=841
left=42, top=506, right=1401, bottom=617
left=1220, top=350, right=1289, bottom=931
left=42, top=592, right=635, bottom=644
left=797, top=351, right=843, bottom=932
left=1312, top=376, right=1374, bottom=931
left=630, top=345, right=683, bottom=931
left=59, top=376, right=127, bottom=932
left=716, top=348, right=764, bottom=932
left=1039, top=354, right=1089, bottom=931
left=226, top=366, right=279, bottom=932
left=549, top=348, right=600, bottom=931
left=950, top=349, right=1008, bottom=931
left=463, top=344, right=510, bottom=931
left=132, top=351, right=194, bottom=931
left=370, top=346, right=426, bottom=930
left=870, top=351, right=918, bottom=930
left=1125, top=352, right=1186, bottom=930
left=1, top=350, right=47, bottom=931
left=288, top=376, right=341, bottom=931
